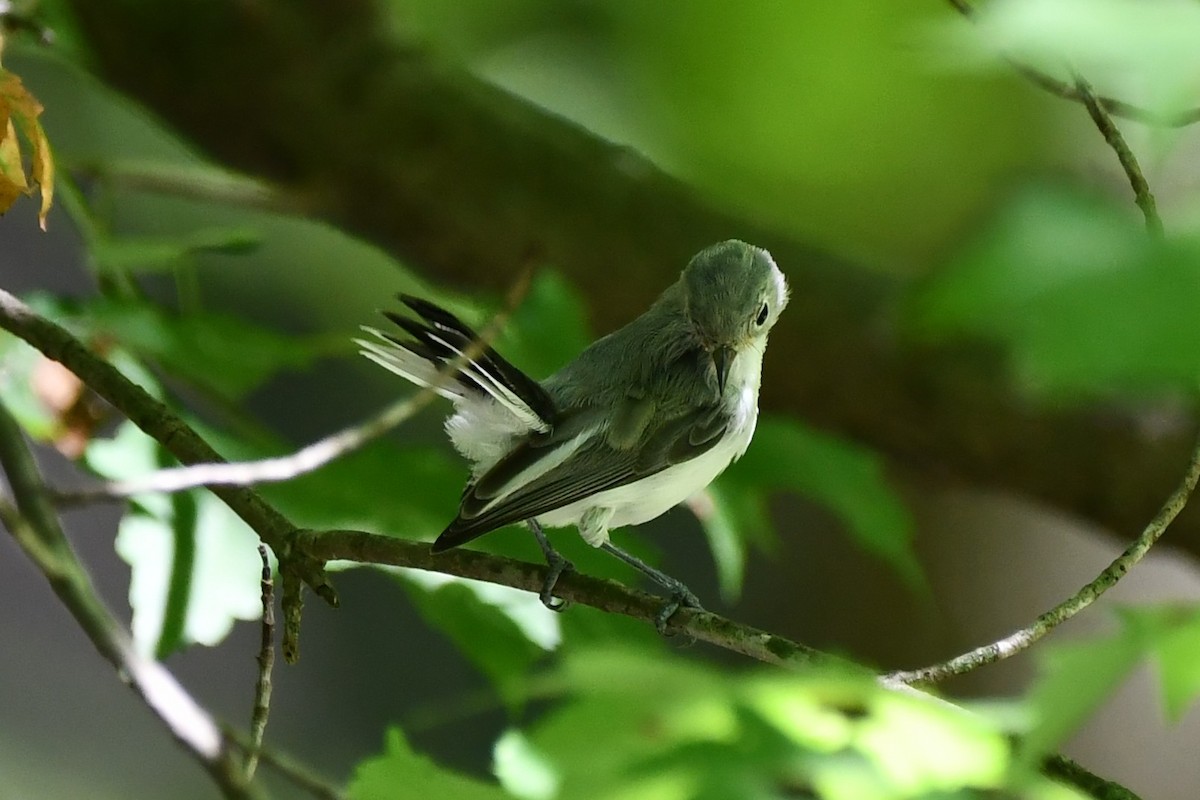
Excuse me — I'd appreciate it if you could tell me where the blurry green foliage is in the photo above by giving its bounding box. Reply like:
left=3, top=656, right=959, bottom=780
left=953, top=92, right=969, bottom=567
left=1020, top=605, right=1200, bottom=766
left=350, top=649, right=1094, bottom=799
left=349, top=728, right=510, bottom=800
left=399, top=575, right=551, bottom=713
left=26, top=292, right=330, bottom=400
left=90, top=226, right=261, bottom=273
left=715, top=417, right=922, bottom=595
left=964, top=0, right=1200, bottom=123
left=912, top=187, right=1200, bottom=398
left=0, top=330, right=58, bottom=438
left=399, top=0, right=1048, bottom=268
left=86, top=421, right=262, bottom=656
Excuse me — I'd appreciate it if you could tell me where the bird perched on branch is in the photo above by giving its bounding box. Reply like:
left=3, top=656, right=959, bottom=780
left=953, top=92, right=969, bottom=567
left=358, top=240, right=788, bottom=629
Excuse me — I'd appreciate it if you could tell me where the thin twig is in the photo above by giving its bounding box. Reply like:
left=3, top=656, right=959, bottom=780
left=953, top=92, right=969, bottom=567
left=0, top=280, right=1132, bottom=800
left=50, top=270, right=532, bottom=502
left=887, top=417, right=1200, bottom=685
left=0, top=402, right=260, bottom=799
left=1073, top=75, right=1163, bottom=236
left=54, top=391, right=445, bottom=500
left=887, top=10, right=1179, bottom=686
left=1044, top=755, right=1141, bottom=800
left=225, top=729, right=346, bottom=800
left=945, top=0, right=1200, bottom=128
left=0, top=287, right=339, bottom=609
left=245, top=544, right=276, bottom=781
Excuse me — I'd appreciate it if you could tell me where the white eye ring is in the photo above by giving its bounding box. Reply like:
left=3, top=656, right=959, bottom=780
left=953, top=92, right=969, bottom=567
left=755, top=303, right=769, bottom=326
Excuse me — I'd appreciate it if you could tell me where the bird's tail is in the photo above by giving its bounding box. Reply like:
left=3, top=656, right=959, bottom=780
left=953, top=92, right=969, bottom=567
left=356, top=295, right=557, bottom=432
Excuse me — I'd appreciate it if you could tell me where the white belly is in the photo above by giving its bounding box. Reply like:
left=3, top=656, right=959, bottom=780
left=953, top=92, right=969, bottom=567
left=537, top=345, right=762, bottom=544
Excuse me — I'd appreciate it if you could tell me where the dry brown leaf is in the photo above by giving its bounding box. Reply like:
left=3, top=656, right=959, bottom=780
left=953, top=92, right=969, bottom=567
left=31, top=356, right=109, bottom=458
left=0, top=68, right=54, bottom=228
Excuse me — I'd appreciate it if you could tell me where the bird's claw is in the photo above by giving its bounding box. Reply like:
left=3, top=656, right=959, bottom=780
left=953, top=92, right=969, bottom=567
left=538, top=552, right=574, bottom=612
left=655, top=587, right=704, bottom=635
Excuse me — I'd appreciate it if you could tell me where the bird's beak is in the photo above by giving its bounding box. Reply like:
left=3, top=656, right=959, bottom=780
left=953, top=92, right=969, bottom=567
left=712, top=345, right=735, bottom=395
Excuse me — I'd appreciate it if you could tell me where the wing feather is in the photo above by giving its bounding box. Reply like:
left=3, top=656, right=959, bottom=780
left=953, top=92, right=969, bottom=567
left=361, top=296, right=558, bottom=432
left=432, top=403, right=728, bottom=551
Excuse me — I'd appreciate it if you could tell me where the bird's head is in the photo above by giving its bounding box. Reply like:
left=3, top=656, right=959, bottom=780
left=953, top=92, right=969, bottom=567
left=681, top=240, right=789, bottom=394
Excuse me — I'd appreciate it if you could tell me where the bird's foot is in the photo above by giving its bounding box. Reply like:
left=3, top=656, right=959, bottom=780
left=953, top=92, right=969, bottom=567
left=654, top=582, right=704, bottom=635
left=539, top=549, right=575, bottom=612
left=528, top=519, right=574, bottom=611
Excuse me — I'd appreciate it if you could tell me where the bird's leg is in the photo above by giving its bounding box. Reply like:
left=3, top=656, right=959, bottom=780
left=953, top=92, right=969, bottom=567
left=528, top=519, right=573, bottom=611
left=599, top=542, right=704, bottom=633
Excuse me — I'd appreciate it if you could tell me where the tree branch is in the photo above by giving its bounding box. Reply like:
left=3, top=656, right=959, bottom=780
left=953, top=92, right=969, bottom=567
left=884, top=37, right=1184, bottom=685
left=946, top=0, right=1200, bottom=128
left=0, top=281, right=1135, bottom=800
left=245, top=544, right=275, bottom=782
left=887, top=431, right=1200, bottom=685
left=293, top=528, right=826, bottom=669
left=0, top=287, right=338, bottom=607
left=56, top=0, right=1200, bottom=568
left=0, top=402, right=260, bottom=799
left=1072, top=75, right=1162, bottom=236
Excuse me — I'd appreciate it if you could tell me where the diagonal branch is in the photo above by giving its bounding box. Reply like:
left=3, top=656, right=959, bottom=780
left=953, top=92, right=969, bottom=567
left=946, top=0, right=1200, bottom=128
left=0, top=279, right=1135, bottom=800
left=0, top=401, right=261, bottom=799
left=887, top=27, right=1185, bottom=687
left=0, top=287, right=337, bottom=607
left=293, top=528, right=826, bottom=668
left=887, top=431, right=1200, bottom=685
left=55, top=0, right=1200, bottom=569
left=1072, top=75, right=1162, bottom=236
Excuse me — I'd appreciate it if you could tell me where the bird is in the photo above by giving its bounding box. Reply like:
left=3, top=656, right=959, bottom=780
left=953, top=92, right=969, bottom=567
left=357, top=240, right=788, bottom=629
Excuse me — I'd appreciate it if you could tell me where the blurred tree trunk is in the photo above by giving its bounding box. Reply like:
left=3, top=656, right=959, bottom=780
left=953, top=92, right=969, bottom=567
left=66, top=0, right=1200, bottom=558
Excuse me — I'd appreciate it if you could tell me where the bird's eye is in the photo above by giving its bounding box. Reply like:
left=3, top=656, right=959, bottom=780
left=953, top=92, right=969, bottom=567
left=755, top=303, right=769, bottom=326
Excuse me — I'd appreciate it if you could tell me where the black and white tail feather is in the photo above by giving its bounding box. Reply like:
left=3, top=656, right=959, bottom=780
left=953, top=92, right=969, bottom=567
left=357, top=295, right=555, bottom=432
left=356, top=242, right=786, bottom=631
left=356, top=296, right=570, bottom=551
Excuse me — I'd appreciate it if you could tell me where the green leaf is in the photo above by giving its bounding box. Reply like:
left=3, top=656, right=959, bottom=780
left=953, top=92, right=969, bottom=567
left=88, top=422, right=263, bottom=653
left=911, top=187, right=1200, bottom=397
left=1019, top=626, right=1144, bottom=764
left=195, top=417, right=465, bottom=541
left=690, top=484, right=748, bottom=602
left=25, top=293, right=326, bottom=400
left=1119, top=606, right=1200, bottom=722
left=717, top=415, right=922, bottom=593
left=92, top=227, right=261, bottom=273
left=853, top=690, right=1008, bottom=796
left=1019, top=606, right=1200, bottom=765
left=496, top=271, right=592, bottom=379
left=530, top=649, right=1021, bottom=800
left=493, top=729, right=560, bottom=800
left=400, top=575, right=552, bottom=712
left=257, top=441, right=464, bottom=539
left=82, top=298, right=323, bottom=399
left=968, top=0, right=1200, bottom=121
left=0, top=331, right=58, bottom=439
left=349, top=728, right=510, bottom=800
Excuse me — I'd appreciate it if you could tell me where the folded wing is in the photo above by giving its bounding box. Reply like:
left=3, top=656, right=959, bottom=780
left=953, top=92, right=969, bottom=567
left=432, top=402, right=728, bottom=551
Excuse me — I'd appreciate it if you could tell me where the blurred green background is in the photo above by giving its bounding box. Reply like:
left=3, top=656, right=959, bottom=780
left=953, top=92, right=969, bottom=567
left=4, top=1, right=1200, bottom=798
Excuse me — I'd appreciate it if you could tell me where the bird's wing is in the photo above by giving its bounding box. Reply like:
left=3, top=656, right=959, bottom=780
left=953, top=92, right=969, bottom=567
left=431, top=402, right=728, bottom=551
left=357, top=295, right=557, bottom=432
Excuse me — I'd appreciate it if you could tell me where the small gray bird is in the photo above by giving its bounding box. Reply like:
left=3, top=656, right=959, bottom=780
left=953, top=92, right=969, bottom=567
left=358, top=240, right=788, bottom=628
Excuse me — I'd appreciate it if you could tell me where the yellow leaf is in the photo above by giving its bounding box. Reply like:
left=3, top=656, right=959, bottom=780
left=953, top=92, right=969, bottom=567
left=28, top=117, right=52, bottom=230
left=0, top=68, right=54, bottom=228
left=0, top=117, right=28, bottom=213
